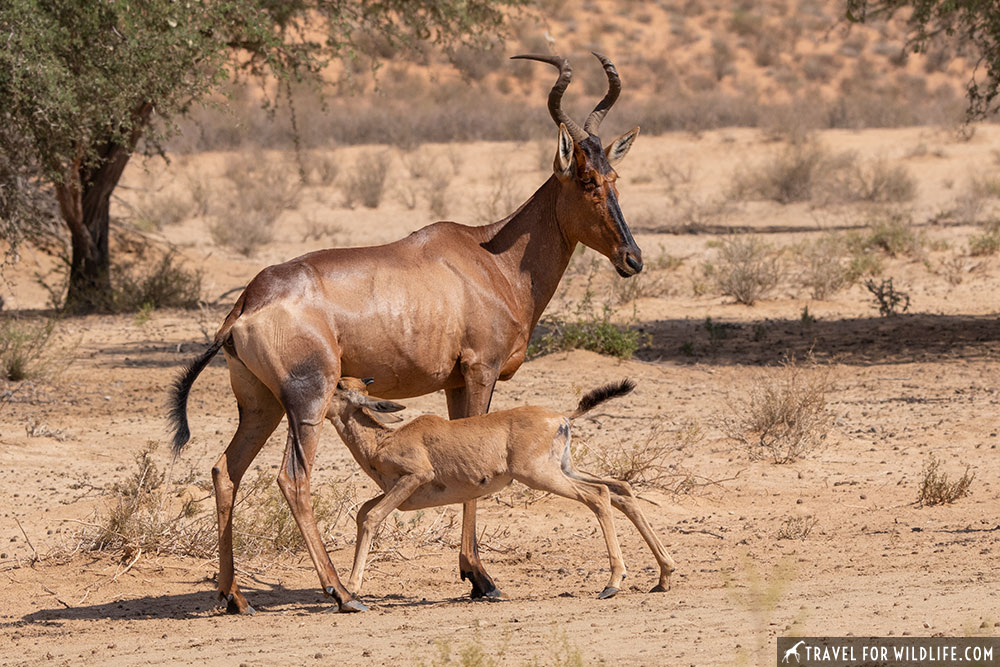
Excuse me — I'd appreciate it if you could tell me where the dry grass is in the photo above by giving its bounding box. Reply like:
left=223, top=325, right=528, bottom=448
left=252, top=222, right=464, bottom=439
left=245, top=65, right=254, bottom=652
left=732, top=140, right=915, bottom=205
left=82, top=442, right=215, bottom=559
left=704, top=234, right=780, bottom=305
left=723, top=356, right=833, bottom=464
left=775, top=515, right=818, bottom=540
left=847, top=211, right=922, bottom=257
left=209, top=151, right=301, bottom=256
left=233, top=470, right=356, bottom=558
left=916, top=453, right=974, bottom=507
left=731, top=139, right=829, bottom=204
left=797, top=233, right=850, bottom=299
left=476, top=164, right=520, bottom=223
left=1, top=316, right=58, bottom=382
left=342, top=151, right=391, bottom=209
left=577, top=421, right=709, bottom=494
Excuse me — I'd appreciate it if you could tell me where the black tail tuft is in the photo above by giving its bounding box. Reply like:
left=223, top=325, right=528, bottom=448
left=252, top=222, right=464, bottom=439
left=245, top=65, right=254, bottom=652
left=571, top=378, right=636, bottom=418
left=169, top=340, right=223, bottom=456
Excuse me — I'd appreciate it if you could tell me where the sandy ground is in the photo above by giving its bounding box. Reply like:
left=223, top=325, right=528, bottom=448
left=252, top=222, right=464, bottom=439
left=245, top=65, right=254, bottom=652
left=2, top=127, right=1000, bottom=665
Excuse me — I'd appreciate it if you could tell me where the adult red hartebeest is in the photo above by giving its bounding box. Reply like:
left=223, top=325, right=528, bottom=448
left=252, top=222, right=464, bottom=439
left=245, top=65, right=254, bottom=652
left=170, top=52, right=644, bottom=614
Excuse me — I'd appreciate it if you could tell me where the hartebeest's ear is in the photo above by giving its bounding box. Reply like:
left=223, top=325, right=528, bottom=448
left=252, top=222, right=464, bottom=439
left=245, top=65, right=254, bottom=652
left=370, top=400, right=406, bottom=413
left=555, top=123, right=574, bottom=177
left=605, top=126, right=640, bottom=167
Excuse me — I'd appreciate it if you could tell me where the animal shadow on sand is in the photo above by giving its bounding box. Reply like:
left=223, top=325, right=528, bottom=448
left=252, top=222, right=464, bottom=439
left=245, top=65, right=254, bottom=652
left=16, top=584, right=468, bottom=625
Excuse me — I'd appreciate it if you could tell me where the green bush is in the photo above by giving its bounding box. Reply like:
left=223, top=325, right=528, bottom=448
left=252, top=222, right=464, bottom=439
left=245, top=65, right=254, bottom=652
left=528, top=287, right=648, bottom=360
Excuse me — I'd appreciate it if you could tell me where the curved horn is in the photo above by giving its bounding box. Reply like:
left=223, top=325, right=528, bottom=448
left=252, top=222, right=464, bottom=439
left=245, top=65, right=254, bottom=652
left=584, top=52, right=622, bottom=134
left=511, top=54, right=588, bottom=142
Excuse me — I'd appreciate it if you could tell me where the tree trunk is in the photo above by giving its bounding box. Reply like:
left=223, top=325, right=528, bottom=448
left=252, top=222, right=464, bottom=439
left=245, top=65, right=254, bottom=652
left=56, top=103, right=151, bottom=313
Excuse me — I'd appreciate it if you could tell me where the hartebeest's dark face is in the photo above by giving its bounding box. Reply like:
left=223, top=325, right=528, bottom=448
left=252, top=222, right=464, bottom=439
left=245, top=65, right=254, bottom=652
left=554, top=124, right=643, bottom=277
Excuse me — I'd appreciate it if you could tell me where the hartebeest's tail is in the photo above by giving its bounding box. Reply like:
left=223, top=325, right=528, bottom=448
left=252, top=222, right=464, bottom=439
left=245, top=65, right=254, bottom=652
left=169, top=294, right=246, bottom=455
left=168, top=339, right=224, bottom=455
left=570, top=378, right=636, bottom=419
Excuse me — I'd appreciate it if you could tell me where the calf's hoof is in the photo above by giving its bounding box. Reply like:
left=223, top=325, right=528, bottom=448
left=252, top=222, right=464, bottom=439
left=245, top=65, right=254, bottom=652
left=224, top=593, right=255, bottom=615
left=339, top=599, right=369, bottom=613
left=649, top=584, right=669, bottom=593
left=597, top=586, right=619, bottom=599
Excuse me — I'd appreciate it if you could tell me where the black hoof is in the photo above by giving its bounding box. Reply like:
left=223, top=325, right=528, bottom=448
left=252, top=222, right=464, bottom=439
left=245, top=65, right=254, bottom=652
left=649, top=584, right=669, bottom=593
left=463, top=571, right=502, bottom=600
left=597, top=586, right=619, bottom=599
left=225, top=594, right=255, bottom=615
left=339, top=599, right=368, bottom=613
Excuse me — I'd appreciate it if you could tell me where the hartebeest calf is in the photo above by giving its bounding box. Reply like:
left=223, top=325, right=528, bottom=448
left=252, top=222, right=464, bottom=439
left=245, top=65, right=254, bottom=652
left=329, top=377, right=676, bottom=600
left=171, top=53, right=644, bottom=614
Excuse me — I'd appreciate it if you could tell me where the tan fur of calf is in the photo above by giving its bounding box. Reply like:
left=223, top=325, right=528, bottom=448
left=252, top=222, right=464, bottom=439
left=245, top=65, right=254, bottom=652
left=328, top=377, right=676, bottom=600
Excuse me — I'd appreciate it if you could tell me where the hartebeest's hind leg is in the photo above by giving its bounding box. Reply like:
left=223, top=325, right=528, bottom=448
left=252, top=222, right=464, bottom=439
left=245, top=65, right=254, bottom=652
left=446, top=373, right=502, bottom=599
left=276, top=393, right=367, bottom=613
left=568, top=472, right=676, bottom=592
left=213, top=357, right=284, bottom=614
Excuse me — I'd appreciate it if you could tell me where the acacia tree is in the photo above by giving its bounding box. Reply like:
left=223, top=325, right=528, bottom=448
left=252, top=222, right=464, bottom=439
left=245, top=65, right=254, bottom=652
left=0, top=1, right=523, bottom=312
left=846, top=0, right=1000, bottom=118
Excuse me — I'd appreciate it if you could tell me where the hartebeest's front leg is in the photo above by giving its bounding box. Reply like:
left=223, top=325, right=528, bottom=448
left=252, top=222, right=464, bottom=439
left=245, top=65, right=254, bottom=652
left=446, top=363, right=501, bottom=599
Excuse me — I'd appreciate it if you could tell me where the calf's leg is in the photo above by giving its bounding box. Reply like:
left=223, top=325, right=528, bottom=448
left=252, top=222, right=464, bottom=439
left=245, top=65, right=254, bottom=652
left=347, top=472, right=433, bottom=595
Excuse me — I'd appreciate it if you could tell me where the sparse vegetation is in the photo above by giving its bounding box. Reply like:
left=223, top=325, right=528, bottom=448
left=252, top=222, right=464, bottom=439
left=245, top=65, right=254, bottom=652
left=798, top=233, right=851, bottom=299
left=723, top=356, right=833, bottom=464
left=916, top=453, right=974, bottom=507
left=775, top=515, right=818, bottom=540
left=864, top=277, right=910, bottom=317
left=529, top=280, right=648, bottom=360
left=233, top=469, right=355, bottom=558
left=733, top=141, right=915, bottom=205
left=579, top=422, right=707, bottom=493
left=343, top=151, right=391, bottom=209
left=112, top=251, right=203, bottom=311
left=848, top=211, right=921, bottom=257
left=1, top=317, right=58, bottom=382
left=968, top=230, right=1000, bottom=256
left=731, top=139, right=830, bottom=204
left=85, top=442, right=214, bottom=558
left=704, top=234, right=780, bottom=305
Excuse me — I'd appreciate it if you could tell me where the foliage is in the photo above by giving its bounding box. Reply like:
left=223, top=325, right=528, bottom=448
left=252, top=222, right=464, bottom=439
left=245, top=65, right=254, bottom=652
left=0, top=0, right=524, bottom=310
left=864, top=277, right=910, bottom=316
left=916, top=453, right=974, bottom=506
left=112, top=251, right=202, bottom=311
left=846, top=0, right=1000, bottom=117
left=528, top=282, right=648, bottom=361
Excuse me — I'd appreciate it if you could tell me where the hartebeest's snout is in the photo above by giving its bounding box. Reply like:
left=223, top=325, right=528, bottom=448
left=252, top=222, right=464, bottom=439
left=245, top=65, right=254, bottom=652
left=618, top=247, right=643, bottom=277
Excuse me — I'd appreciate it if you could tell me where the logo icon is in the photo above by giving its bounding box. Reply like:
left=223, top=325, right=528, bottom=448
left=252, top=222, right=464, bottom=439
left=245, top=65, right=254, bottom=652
left=782, top=640, right=806, bottom=663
